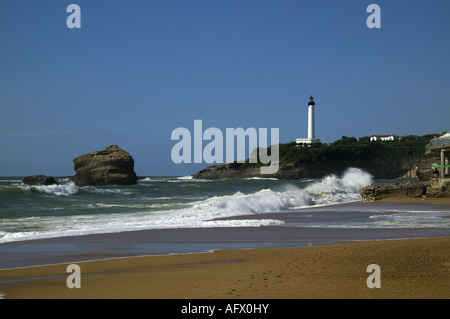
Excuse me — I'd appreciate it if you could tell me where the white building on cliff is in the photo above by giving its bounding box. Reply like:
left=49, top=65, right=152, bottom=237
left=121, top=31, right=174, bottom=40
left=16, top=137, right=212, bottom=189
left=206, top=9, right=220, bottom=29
left=370, top=134, right=403, bottom=142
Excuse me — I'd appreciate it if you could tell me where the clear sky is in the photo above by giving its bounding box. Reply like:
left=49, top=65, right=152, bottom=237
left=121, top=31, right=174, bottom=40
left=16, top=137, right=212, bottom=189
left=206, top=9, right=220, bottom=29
left=1, top=0, right=449, bottom=176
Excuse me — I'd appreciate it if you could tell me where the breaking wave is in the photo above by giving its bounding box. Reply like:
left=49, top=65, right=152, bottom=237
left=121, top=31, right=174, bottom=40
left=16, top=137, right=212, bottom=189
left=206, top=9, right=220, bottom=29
left=25, top=181, right=79, bottom=196
left=0, top=168, right=374, bottom=243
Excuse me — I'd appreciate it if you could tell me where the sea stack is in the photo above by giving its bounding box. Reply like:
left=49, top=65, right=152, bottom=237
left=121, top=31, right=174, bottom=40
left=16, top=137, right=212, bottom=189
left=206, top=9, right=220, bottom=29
left=73, top=145, right=138, bottom=186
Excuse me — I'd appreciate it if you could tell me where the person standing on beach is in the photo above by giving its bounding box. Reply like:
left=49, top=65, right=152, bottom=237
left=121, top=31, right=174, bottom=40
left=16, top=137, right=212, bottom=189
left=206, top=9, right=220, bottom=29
left=421, top=185, right=427, bottom=200
left=415, top=165, right=420, bottom=181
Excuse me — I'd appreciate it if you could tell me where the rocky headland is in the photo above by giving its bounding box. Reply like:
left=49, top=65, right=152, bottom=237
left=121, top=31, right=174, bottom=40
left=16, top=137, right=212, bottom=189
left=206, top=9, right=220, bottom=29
left=360, top=179, right=450, bottom=201
left=72, top=145, right=138, bottom=186
left=192, top=162, right=307, bottom=179
left=193, top=135, right=438, bottom=180
left=193, top=158, right=434, bottom=180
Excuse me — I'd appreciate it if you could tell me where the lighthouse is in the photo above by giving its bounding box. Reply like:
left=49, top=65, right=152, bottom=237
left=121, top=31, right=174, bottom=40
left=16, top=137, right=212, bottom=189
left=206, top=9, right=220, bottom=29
left=307, top=96, right=315, bottom=140
left=296, top=96, right=320, bottom=145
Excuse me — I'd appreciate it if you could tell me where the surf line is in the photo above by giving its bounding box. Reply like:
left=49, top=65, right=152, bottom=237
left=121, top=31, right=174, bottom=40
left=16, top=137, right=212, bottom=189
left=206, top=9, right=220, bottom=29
left=171, top=120, right=279, bottom=174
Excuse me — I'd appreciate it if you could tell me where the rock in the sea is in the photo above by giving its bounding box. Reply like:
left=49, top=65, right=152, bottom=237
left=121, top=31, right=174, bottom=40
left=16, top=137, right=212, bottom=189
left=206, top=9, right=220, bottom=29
left=73, top=145, right=138, bottom=186
left=22, top=175, right=57, bottom=186
left=193, top=162, right=308, bottom=179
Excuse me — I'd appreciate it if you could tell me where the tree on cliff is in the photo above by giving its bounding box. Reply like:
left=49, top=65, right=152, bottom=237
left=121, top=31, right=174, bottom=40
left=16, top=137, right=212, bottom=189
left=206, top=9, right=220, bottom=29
left=241, top=134, right=436, bottom=170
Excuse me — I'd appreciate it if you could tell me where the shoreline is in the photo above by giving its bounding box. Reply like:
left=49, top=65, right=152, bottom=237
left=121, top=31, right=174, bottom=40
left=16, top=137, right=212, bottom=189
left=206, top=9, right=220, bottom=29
left=1, top=236, right=449, bottom=299
left=1, top=199, right=450, bottom=270
left=2, top=226, right=450, bottom=270
left=376, top=197, right=450, bottom=203
left=1, top=198, right=449, bottom=298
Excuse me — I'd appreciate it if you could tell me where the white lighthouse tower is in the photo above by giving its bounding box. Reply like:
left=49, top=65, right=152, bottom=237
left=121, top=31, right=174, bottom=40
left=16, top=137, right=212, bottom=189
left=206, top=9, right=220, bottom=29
left=296, top=96, right=320, bottom=145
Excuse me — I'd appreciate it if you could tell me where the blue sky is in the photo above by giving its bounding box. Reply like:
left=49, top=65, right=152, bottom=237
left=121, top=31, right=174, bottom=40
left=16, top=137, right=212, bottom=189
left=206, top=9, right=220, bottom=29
left=1, top=0, right=449, bottom=176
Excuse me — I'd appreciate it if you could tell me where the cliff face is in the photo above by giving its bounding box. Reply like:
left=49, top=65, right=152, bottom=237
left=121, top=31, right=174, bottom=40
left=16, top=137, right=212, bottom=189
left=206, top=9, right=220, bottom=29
left=192, top=163, right=307, bottom=179
left=193, top=159, right=425, bottom=180
left=73, top=145, right=137, bottom=186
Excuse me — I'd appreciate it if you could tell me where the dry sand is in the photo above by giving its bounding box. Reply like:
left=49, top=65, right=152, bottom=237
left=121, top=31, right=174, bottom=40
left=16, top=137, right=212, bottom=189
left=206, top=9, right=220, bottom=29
left=1, top=236, right=449, bottom=299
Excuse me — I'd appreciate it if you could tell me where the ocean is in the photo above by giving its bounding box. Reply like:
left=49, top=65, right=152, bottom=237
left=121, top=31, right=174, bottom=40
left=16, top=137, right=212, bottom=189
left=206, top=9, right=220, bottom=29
left=1, top=167, right=450, bottom=246
left=2, top=167, right=450, bottom=269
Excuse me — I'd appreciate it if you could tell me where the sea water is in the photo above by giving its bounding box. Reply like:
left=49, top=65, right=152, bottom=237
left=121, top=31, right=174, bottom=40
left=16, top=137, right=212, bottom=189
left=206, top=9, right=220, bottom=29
left=1, top=168, right=449, bottom=244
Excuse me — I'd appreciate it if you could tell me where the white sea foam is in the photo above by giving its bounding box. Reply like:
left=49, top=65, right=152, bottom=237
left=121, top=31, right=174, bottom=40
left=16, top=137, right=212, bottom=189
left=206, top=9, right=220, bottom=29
left=306, top=168, right=373, bottom=194
left=0, top=187, right=302, bottom=243
left=139, top=177, right=163, bottom=182
left=35, top=182, right=79, bottom=196
left=21, top=181, right=79, bottom=196
left=0, top=182, right=318, bottom=243
left=83, top=187, right=133, bottom=195
left=0, top=169, right=379, bottom=243
left=340, top=167, right=374, bottom=192
left=189, top=188, right=312, bottom=218
left=304, top=168, right=373, bottom=204
left=369, top=211, right=450, bottom=228
left=0, top=217, right=286, bottom=243
left=177, top=175, right=193, bottom=180
left=140, top=176, right=210, bottom=183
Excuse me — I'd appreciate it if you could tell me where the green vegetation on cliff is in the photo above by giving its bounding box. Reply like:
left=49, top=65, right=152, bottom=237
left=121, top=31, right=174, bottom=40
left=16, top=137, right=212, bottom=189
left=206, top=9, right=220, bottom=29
left=242, top=134, right=436, bottom=169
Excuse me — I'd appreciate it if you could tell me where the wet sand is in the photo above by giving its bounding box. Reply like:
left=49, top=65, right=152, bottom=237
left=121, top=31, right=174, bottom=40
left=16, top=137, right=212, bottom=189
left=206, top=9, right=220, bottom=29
left=1, top=225, right=450, bottom=270
left=378, top=197, right=450, bottom=203
left=0, top=236, right=449, bottom=299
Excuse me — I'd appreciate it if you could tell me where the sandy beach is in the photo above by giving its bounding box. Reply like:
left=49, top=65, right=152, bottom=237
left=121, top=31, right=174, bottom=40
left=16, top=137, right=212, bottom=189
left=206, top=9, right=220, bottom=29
left=0, top=198, right=449, bottom=299
left=0, top=236, right=449, bottom=299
